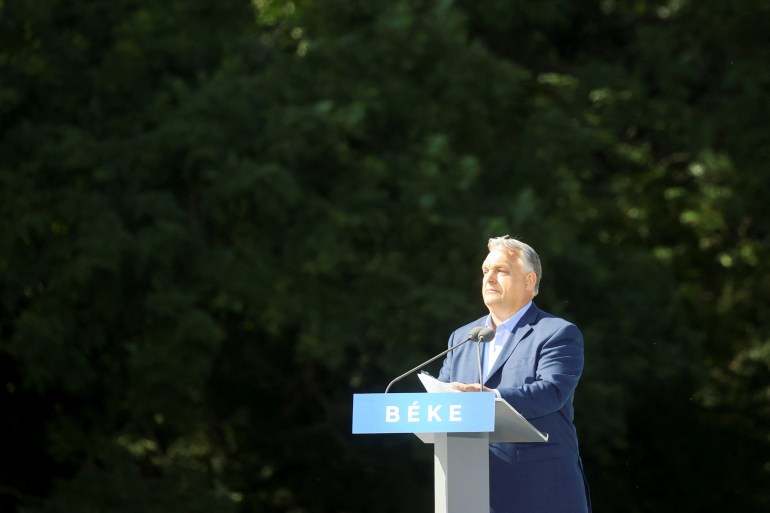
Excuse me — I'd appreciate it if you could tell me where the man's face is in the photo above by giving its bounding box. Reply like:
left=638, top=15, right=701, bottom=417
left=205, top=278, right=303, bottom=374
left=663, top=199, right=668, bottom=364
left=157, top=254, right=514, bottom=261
left=481, top=249, right=536, bottom=318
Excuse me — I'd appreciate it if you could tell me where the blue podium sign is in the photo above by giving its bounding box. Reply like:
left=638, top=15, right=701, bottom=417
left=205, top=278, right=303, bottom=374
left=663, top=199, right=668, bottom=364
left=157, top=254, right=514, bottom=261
left=352, top=392, right=495, bottom=434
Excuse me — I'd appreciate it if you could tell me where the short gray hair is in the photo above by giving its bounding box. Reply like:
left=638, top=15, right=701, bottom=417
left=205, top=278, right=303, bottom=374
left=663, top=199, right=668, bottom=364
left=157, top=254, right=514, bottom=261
left=487, top=235, right=542, bottom=295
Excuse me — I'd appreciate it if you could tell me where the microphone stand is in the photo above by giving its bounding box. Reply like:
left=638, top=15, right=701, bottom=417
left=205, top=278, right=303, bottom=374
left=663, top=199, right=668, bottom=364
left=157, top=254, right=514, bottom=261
left=384, top=327, right=482, bottom=393
left=475, top=328, right=495, bottom=392
left=476, top=340, right=484, bottom=392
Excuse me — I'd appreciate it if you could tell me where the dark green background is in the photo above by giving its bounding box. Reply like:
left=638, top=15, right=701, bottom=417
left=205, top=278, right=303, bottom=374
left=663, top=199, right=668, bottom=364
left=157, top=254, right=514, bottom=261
left=2, top=0, right=769, bottom=511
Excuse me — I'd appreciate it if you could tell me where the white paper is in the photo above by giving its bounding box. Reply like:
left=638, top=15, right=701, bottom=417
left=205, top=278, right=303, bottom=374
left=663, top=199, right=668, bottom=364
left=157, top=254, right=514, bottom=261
left=417, top=372, right=458, bottom=393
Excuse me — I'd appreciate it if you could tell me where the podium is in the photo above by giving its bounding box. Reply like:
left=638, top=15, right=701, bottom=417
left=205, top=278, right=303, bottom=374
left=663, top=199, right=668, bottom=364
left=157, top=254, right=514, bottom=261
left=352, top=392, right=547, bottom=513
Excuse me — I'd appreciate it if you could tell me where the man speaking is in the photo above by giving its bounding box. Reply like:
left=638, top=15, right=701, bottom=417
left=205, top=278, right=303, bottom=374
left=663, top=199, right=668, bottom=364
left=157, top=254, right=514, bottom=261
left=438, top=236, right=591, bottom=513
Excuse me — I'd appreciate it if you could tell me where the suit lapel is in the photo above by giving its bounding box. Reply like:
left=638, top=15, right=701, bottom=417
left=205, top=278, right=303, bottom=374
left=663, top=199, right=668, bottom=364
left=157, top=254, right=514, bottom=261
left=484, top=304, right=539, bottom=384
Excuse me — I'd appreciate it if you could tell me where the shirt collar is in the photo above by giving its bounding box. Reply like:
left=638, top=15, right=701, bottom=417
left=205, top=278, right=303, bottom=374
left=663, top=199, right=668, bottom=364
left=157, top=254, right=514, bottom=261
left=485, top=301, right=533, bottom=335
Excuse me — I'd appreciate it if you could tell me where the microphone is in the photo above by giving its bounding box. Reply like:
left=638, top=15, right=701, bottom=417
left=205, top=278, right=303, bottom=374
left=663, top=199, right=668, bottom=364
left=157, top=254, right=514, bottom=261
left=384, top=327, right=483, bottom=393
left=477, top=327, right=495, bottom=342
left=475, top=327, right=495, bottom=391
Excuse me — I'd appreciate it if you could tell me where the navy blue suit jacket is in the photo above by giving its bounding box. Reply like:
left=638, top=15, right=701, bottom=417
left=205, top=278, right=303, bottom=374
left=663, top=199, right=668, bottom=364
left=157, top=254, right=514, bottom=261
left=438, top=303, right=590, bottom=513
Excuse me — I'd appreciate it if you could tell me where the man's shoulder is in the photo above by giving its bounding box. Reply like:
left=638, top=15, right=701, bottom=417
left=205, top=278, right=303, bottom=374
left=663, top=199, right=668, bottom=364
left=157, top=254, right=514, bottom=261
left=529, top=304, right=581, bottom=332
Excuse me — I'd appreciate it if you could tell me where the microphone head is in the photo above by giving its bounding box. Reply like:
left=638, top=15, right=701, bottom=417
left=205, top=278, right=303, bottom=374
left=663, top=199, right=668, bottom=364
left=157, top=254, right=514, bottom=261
left=477, top=327, right=496, bottom=343
left=467, top=326, right=483, bottom=340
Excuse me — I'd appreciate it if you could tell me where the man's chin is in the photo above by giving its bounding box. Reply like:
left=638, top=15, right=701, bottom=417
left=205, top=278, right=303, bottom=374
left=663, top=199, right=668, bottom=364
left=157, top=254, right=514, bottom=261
left=482, top=295, right=500, bottom=305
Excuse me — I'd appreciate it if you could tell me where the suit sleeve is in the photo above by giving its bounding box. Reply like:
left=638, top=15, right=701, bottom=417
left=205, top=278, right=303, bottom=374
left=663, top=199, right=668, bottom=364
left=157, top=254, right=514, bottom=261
left=497, top=323, right=584, bottom=419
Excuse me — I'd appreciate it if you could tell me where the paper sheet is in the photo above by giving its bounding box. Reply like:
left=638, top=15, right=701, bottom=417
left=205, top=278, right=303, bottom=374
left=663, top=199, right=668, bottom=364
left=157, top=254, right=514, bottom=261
left=417, top=372, right=458, bottom=393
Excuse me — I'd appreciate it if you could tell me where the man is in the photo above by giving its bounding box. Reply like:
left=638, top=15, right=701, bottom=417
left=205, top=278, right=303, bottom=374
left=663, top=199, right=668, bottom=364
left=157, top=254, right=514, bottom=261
left=438, top=235, right=590, bottom=513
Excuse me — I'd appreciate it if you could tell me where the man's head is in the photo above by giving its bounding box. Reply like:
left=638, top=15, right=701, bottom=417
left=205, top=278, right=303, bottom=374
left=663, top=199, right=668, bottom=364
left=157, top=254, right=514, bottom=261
left=481, top=236, right=541, bottom=323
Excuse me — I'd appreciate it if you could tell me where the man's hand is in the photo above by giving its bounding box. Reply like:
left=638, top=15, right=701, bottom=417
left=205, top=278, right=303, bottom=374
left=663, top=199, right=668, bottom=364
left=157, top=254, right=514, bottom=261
left=451, top=382, right=494, bottom=393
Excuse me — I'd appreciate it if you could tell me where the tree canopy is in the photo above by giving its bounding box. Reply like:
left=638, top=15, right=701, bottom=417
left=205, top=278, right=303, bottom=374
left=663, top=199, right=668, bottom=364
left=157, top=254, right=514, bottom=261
left=1, top=0, right=769, bottom=512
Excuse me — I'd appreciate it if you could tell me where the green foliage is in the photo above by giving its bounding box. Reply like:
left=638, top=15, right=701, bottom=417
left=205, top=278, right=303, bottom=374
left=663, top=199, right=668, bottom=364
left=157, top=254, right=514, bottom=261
left=1, top=0, right=769, bottom=512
